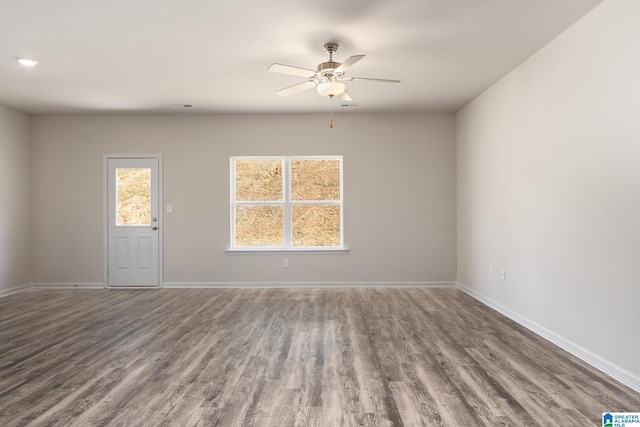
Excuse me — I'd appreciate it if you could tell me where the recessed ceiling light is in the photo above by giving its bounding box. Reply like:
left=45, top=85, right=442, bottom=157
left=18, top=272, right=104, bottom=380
left=15, top=57, right=38, bottom=67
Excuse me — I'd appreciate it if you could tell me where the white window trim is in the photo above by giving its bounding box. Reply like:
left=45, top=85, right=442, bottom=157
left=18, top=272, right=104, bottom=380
left=228, top=155, right=346, bottom=253
left=225, top=249, right=349, bottom=255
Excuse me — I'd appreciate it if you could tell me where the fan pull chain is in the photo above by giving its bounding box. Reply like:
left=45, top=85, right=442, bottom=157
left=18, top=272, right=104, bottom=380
left=329, top=95, right=334, bottom=128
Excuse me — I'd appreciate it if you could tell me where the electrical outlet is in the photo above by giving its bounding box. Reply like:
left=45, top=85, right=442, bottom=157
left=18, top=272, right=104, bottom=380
left=283, top=258, right=289, bottom=268
left=489, top=265, right=494, bottom=277
left=500, top=268, right=506, bottom=281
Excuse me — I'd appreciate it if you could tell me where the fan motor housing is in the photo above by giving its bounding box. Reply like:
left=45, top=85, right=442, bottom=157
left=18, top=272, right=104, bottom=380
left=317, top=61, right=341, bottom=74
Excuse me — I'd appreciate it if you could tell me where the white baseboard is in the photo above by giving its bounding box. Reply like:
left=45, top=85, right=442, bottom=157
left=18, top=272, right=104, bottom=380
left=457, top=282, right=640, bottom=394
left=31, top=282, right=106, bottom=290
left=162, top=281, right=457, bottom=289
left=0, top=283, right=32, bottom=297
left=18, top=281, right=457, bottom=291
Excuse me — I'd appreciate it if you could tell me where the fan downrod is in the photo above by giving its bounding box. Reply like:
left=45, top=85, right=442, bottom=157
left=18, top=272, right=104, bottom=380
left=319, top=42, right=341, bottom=73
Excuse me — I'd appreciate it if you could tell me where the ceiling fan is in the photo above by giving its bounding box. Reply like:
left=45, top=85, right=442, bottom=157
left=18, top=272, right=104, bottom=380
left=268, top=42, right=400, bottom=101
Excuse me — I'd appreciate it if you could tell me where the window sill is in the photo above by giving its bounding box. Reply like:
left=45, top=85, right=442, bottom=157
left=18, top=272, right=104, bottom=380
left=226, top=248, right=349, bottom=255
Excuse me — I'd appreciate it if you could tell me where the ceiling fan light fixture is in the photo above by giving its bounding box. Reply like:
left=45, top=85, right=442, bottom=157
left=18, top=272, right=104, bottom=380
left=269, top=41, right=399, bottom=105
left=316, top=81, right=345, bottom=97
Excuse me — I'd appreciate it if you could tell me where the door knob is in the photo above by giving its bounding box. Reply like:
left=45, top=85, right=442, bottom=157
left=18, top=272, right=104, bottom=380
left=152, top=226, right=158, bottom=230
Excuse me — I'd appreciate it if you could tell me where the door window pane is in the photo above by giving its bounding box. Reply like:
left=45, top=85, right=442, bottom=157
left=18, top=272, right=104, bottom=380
left=116, top=168, right=151, bottom=226
left=235, top=205, right=284, bottom=246
left=292, top=204, right=341, bottom=247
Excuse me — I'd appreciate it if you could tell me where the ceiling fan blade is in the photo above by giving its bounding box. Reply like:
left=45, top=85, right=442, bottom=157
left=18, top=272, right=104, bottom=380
left=268, top=63, right=316, bottom=78
left=338, top=89, right=352, bottom=102
left=347, top=77, right=401, bottom=83
left=335, top=55, right=365, bottom=73
left=275, top=80, right=316, bottom=97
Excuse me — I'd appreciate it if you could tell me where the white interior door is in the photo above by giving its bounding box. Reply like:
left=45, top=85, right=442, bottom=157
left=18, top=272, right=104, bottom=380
left=107, top=157, right=160, bottom=287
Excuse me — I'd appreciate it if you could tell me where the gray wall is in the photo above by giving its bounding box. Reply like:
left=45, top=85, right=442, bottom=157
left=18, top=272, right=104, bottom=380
left=457, top=0, right=640, bottom=382
left=30, top=113, right=457, bottom=285
left=0, top=106, right=31, bottom=293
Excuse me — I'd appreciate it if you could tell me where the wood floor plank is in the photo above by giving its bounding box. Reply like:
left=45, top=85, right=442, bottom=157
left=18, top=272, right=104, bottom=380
left=0, top=288, right=638, bottom=426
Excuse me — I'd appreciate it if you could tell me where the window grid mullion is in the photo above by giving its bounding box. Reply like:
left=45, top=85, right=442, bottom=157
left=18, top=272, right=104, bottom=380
left=234, top=200, right=285, bottom=205
left=290, top=200, right=341, bottom=205
left=283, top=158, right=292, bottom=248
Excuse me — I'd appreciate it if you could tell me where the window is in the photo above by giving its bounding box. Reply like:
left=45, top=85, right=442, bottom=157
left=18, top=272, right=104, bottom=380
left=115, top=168, right=151, bottom=226
left=230, top=156, right=343, bottom=250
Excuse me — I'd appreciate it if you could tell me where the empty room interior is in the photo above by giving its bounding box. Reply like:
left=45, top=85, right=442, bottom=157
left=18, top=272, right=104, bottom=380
left=1, top=0, right=639, bottom=425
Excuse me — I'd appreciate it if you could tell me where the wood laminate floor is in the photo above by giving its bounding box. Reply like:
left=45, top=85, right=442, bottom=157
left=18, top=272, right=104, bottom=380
left=0, top=288, right=638, bottom=426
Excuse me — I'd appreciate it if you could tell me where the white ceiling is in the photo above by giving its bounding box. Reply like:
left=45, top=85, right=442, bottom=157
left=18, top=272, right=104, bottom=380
left=0, top=0, right=602, bottom=114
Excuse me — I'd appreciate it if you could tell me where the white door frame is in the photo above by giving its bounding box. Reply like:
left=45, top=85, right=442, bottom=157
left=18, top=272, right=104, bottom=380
left=103, top=154, right=163, bottom=288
